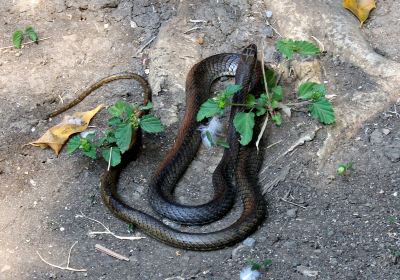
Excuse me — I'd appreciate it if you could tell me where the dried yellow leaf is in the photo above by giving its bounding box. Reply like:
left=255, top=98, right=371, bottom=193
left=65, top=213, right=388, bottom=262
left=30, top=105, right=104, bottom=155
left=343, top=0, right=376, bottom=27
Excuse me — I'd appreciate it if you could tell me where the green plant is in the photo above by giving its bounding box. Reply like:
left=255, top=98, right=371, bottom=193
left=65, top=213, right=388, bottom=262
left=276, top=38, right=320, bottom=59
left=337, top=161, right=353, bottom=176
left=12, top=26, right=39, bottom=49
left=67, top=100, right=164, bottom=167
left=196, top=39, right=335, bottom=146
left=246, top=259, right=272, bottom=271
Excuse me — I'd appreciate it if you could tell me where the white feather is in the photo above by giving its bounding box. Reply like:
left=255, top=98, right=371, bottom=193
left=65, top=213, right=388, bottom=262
left=198, top=116, right=223, bottom=148
left=240, top=266, right=261, bottom=280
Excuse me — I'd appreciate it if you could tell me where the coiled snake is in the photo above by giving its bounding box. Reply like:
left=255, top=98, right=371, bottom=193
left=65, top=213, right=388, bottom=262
left=49, top=44, right=266, bottom=251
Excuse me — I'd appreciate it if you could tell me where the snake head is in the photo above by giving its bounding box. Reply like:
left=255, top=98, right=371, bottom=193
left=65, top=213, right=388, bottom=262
left=235, top=44, right=259, bottom=94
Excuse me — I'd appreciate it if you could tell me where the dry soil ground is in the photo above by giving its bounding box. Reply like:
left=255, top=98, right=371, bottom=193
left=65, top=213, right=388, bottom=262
left=0, top=1, right=399, bottom=279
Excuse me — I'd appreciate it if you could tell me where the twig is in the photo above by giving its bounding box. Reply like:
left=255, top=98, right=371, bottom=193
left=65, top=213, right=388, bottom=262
left=266, top=140, right=283, bottom=149
left=256, top=41, right=271, bottom=151
left=107, top=147, right=112, bottom=171
left=0, top=36, right=52, bottom=51
left=189, top=19, right=207, bottom=23
left=280, top=198, right=307, bottom=209
left=95, top=244, right=130, bottom=261
left=36, top=241, right=87, bottom=272
left=134, top=36, right=156, bottom=56
left=76, top=212, right=145, bottom=241
left=256, top=114, right=269, bottom=152
left=58, top=95, right=64, bottom=104
left=183, top=26, right=202, bottom=34
left=387, top=104, right=400, bottom=118
left=282, top=126, right=321, bottom=156
left=311, top=35, right=325, bottom=53
left=265, top=19, right=282, bottom=37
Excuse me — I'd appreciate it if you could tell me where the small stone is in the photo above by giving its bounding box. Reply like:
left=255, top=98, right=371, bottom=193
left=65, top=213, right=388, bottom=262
left=29, top=179, right=37, bottom=187
left=60, top=227, right=65, bottom=231
left=15, top=52, right=22, bottom=57
left=370, top=129, right=384, bottom=144
left=296, top=265, right=319, bottom=277
left=243, top=237, right=256, bottom=247
left=283, top=241, right=296, bottom=248
left=130, top=20, right=137, bottom=28
left=265, top=10, right=273, bottom=18
left=144, top=69, right=150, bottom=75
left=286, top=208, right=297, bottom=218
left=1, top=264, right=11, bottom=273
left=104, top=23, right=109, bottom=29
left=196, top=36, right=204, bottom=45
left=384, top=146, right=400, bottom=162
left=382, top=128, right=391, bottom=135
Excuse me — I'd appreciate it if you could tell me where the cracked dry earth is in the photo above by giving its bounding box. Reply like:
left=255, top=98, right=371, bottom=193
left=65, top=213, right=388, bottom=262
left=0, top=0, right=399, bottom=279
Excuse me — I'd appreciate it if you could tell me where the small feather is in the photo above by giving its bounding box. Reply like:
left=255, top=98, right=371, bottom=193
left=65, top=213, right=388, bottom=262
left=198, top=116, right=223, bottom=148
left=240, top=266, right=261, bottom=280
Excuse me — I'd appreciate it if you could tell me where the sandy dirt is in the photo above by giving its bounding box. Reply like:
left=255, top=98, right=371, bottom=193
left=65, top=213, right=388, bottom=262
left=0, top=0, right=399, bottom=279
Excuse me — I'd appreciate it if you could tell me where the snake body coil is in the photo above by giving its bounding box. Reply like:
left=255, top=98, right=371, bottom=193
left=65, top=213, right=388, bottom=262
left=101, top=44, right=266, bottom=250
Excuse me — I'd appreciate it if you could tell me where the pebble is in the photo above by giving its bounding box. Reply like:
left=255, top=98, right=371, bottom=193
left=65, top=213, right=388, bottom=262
left=130, top=20, right=137, bottom=28
left=286, top=208, right=297, bottom=218
left=382, top=128, right=391, bottom=135
left=384, top=146, right=400, bottom=162
left=369, top=129, right=384, bottom=144
left=265, top=10, right=273, bottom=18
left=296, top=265, right=319, bottom=277
left=15, top=52, right=22, bottom=57
left=243, top=237, right=256, bottom=247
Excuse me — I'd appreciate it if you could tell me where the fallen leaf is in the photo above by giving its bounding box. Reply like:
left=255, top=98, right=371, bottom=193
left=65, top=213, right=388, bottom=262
left=343, top=0, right=376, bottom=27
left=30, top=105, right=103, bottom=155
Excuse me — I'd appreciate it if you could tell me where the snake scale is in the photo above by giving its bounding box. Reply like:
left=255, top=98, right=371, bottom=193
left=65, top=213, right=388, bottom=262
left=49, top=44, right=266, bottom=251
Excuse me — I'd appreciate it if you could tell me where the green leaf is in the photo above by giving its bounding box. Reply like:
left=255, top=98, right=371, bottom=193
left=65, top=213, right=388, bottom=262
left=265, top=68, right=277, bottom=91
left=12, top=30, right=23, bottom=49
left=298, top=82, right=326, bottom=100
left=102, top=147, right=121, bottom=167
left=115, top=123, right=133, bottom=153
left=293, top=40, right=320, bottom=56
left=216, top=139, right=230, bottom=149
left=271, top=112, right=282, bottom=126
left=263, top=259, right=272, bottom=268
left=276, top=39, right=294, bottom=59
left=139, top=101, right=153, bottom=111
left=127, top=223, right=135, bottom=234
left=108, top=116, right=122, bottom=126
left=271, top=100, right=280, bottom=109
left=196, top=99, right=223, bottom=121
left=246, top=94, right=257, bottom=106
left=309, top=98, right=335, bottom=125
left=205, top=130, right=215, bottom=146
left=246, top=260, right=261, bottom=271
left=82, top=146, right=97, bottom=159
left=233, top=112, right=255, bottom=146
left=255, top=106, right=267, bottom=117
left=224, top=84, right=242, bottom=96
left=271, top=86, right=283, bottom=102
left=67, top=135, right=81, bottom=154
left=108, top=100, right=133, bottom=120
left=25, top=26, right=38, bottom=43
left=140, top=114, right=164, bottom=133
left=276, top=39, right=320, bottom=59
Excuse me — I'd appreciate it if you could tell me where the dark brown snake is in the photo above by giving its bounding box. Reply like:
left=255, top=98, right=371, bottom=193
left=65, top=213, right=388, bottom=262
left=49, top=44, right=266, bottom=251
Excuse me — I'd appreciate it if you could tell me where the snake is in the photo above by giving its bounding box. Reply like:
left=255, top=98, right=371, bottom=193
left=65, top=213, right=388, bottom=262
left=48, top=44, right=266, bottom=250
left=100, top=44, right=266, bottom=250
